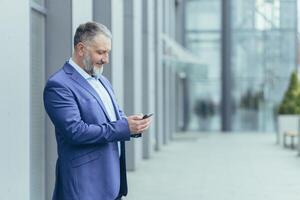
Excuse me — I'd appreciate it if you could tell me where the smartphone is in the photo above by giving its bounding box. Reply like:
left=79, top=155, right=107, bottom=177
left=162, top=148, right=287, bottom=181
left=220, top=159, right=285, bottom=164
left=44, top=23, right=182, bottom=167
left=130, top=113, right=154, bottom=138
left=142, top=113, right=154, bottom=119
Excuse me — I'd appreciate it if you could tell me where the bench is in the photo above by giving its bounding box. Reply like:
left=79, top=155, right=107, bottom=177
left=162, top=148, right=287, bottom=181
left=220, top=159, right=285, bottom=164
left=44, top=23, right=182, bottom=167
left=283, top=131, right=299, bottom=149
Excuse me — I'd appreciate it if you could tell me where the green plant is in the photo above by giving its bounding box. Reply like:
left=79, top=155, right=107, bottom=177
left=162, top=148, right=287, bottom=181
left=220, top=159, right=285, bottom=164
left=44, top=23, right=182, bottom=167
left=240, top=89, right=264, bottom=110
left=194, top=98, right=215, bottom=118
left=278, top=71, right=300, bottom=114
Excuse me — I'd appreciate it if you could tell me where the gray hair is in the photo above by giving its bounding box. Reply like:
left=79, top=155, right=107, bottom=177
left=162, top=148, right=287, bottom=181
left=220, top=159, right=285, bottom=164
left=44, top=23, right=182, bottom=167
left=73, top=22, right=112, bottom=47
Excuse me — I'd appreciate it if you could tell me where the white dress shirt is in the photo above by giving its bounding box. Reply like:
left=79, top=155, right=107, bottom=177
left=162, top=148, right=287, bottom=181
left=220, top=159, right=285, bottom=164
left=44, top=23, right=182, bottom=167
left=68, top=58, right=121, bottom=155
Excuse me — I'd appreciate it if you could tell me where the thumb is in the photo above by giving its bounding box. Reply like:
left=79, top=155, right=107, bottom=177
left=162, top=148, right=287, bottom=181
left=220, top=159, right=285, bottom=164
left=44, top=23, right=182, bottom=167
left=132, top=114, right=143, bottom=120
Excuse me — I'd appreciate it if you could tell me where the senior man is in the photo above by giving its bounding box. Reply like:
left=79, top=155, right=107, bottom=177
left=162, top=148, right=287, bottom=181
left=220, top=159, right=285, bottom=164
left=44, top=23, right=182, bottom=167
left=44, top=22, right=152, bottom=200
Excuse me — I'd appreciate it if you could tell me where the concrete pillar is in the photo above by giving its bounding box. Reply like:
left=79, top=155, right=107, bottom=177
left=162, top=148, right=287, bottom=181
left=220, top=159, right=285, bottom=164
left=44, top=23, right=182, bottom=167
left=163, top=0, right=176, bottom=142
left=154, top=0, right=164, bottom=150
left=72, top=0, right=93, bottom=39
left=142, top=0, right=156, bottom=158
left=162, top=0, right=169, bottom=145
left=30, top=4, right=47, bottom=200
left=170, top=66, right=177, bottom=138
left=46, top=1, right=72, bottom=199
left=123, top=0, right=143, bottom=170
left=175, top=0, right=186, bottom=46
left=169, top=0, right=177, bottom=138
left=93, top=0, right=125, bottom=108
left=0, top=1, right=30, bottom=199
left=221, top=0, right=233, bottom=131
left=176, top=72, right=187, bottom=131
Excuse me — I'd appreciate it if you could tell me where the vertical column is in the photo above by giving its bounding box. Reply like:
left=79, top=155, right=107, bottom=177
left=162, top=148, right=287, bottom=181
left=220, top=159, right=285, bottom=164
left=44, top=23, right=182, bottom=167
left=170, top=66, right=177, bottom=138
left=167, top=0, right=176, bottom=138
left=45, top=1, right=72, bottom=199
left=72, top=0, right=93, bottom=36
left=164, top=0, right=177, bottom=141
left=221, top=0, right=232, bottom=131
left=111, top=0, right=125, bottom=105
left=93, top=0, right=112, bottom=80
left=169, top=0, right=177, bottom=138
left=154, top=0, right=164, bottom=150
left=175, top=0, right=186, bottom=46
left=30, top=2, right=47, bottom=199
left=162, top=0, right=170, bottom=145
left=176, top=72, right=187, bottom=131
left=93, top=0, right=125, bottom=108
left=142, top=0, right=156, bottom=158
left=167, top=0, right=174, bottom=141
left=0, top=1, right=30, bottom=199
left=123, top=0, right=143, bottom=170
left=174, top=0, right=185, bottom=133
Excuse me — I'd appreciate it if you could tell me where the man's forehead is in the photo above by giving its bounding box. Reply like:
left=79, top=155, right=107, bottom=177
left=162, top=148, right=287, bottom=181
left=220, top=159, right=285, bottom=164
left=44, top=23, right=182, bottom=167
left=91, top=34, right=111, bottom=50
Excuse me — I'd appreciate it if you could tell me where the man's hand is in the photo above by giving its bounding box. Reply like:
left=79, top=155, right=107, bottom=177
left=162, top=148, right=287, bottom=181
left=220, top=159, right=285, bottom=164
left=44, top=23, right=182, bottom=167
left=127, top=114, right=152, bottom=135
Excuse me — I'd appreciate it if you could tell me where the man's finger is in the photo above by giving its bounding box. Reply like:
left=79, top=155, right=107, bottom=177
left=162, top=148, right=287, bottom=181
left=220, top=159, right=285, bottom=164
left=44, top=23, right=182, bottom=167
left=131, top=115, right=143, bottom=120
left=139, top=126, right=150, bottom=133
left=138, top=123, right=151, bottom=132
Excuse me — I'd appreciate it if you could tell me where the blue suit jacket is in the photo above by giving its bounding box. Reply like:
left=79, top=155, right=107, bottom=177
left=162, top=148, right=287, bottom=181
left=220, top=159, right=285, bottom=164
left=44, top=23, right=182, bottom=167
left=43, top=62, right=131, bottom=200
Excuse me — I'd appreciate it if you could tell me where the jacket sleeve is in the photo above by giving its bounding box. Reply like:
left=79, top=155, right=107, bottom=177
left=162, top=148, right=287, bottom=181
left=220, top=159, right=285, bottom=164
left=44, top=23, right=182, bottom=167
left=43, top=80, right=131, bottom=145
left=118, top=106, right=127, bottom=119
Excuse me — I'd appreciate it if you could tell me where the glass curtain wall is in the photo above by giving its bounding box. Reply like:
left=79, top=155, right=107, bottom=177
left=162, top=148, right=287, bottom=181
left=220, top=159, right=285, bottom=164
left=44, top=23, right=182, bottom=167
left=184, top=0, right=297, bottom=132
left=185, top=0, right=222, bottom=131
left=231, top=0, right=297, bottom=132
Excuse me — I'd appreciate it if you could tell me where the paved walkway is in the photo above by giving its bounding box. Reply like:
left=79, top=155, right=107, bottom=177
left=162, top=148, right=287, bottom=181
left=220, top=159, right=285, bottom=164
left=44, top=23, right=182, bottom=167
left=125, top=133, right=300, bottom=200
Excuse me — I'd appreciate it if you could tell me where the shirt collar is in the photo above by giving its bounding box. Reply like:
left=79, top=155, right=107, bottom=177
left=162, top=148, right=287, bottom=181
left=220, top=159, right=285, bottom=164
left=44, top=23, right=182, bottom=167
left=68, top=58, right=93, bottom=80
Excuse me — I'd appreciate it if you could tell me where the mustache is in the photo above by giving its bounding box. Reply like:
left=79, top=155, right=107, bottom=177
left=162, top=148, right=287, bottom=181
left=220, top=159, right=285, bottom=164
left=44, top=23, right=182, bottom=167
left=96, top=61, right=105, bottom=65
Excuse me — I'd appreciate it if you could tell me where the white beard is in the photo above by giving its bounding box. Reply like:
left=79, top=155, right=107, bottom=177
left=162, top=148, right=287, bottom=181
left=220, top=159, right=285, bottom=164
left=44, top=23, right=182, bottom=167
left=92, top=65, right=104, bottom=78
left=82, top=54, right=104, bottom=78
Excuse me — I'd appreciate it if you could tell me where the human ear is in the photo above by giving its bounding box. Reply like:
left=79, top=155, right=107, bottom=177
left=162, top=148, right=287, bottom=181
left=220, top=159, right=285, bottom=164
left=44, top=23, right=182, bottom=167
left=77, top=42, right=85, bottom=57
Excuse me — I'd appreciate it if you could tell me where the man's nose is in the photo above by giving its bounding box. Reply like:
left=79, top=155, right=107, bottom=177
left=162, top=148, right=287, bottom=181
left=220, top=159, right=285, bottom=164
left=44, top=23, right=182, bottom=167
left=102, top=53, right=109, bottom=64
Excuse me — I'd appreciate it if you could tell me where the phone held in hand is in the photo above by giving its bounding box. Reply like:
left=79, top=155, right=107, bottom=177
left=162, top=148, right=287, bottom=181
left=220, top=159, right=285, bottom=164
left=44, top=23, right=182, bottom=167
left=130, top=113, right=154, bottom=138
left=142, top=113, right=154, bottom=119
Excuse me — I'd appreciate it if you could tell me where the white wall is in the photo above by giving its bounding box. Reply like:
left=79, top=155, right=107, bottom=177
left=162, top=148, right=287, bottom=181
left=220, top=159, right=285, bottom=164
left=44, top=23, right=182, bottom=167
left=0, top=0, right=30, bottom=199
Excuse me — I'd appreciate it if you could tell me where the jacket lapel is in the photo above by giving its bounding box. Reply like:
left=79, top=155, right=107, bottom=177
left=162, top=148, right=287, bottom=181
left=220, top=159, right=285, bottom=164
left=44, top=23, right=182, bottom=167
left=63, top=63, right=112, bottom=121
left=98, top=76, right=121, bottom=120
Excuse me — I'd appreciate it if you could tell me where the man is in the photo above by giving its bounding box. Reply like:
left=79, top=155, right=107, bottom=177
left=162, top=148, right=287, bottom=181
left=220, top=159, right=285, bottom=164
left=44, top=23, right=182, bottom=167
left=43, top=22, right=152, bottom=200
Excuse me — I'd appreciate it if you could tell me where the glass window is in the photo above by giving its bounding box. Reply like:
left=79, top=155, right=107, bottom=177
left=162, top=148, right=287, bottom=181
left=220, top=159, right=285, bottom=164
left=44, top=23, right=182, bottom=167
left=231, top=0, right=297, bottom=131
left=185, top=0, right=222, bottom=131
left=183, top=0, right=297, bottom=132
